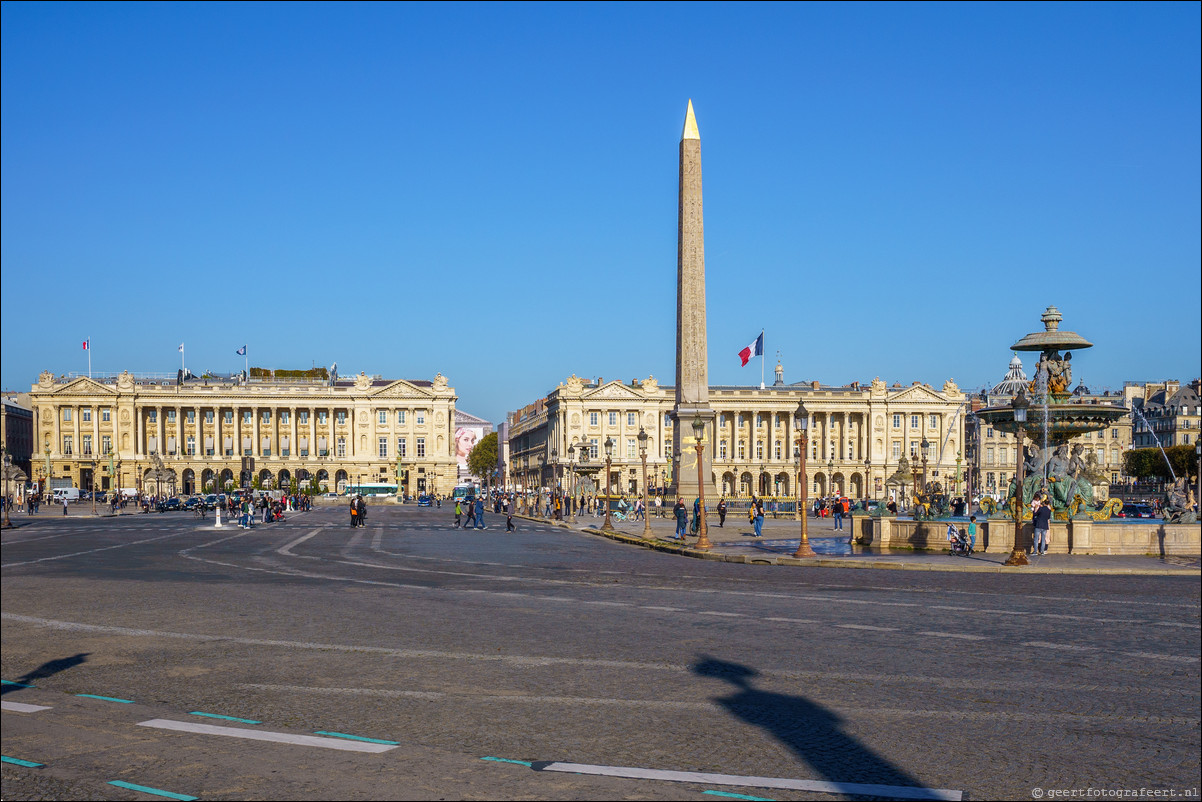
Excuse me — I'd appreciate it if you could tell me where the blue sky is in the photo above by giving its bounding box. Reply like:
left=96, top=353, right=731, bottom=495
left=3, top=1, right=1199, bottom=425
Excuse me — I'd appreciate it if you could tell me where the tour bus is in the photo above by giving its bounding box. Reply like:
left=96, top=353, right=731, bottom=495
left=452, top=483, right=476, bottom=502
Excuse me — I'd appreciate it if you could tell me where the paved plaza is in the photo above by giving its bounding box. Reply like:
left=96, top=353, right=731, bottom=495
left=2, top=502, right=1199, bottom=801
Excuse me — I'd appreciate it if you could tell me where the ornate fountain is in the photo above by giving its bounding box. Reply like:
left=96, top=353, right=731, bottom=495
left=975, top=306, right=1128, bottom=520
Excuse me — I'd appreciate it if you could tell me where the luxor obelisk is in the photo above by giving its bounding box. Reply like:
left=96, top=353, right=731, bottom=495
left=672, top=100, right=718, bottom=501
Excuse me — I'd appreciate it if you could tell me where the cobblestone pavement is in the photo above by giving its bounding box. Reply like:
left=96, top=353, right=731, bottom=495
left=3, top=505, right=1199, bottom=800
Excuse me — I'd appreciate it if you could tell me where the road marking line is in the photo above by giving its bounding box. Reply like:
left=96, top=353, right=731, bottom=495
left=481, top=756, right=533, bottom=766
left=536, top=762, right=961, bottom=801
left=1021, top=641, right=1097, bottom=651
left=642, top=606, right=686, bottom=612
left=2, top=531, right=189, bottom=568
left=836, top=624, right=897, bottom=632
left=1122, top=651, right=1199, bottom=663
left=764, top=617, right=818, bottom=624
left=918, top=632, right=988, bottom=641
left=1, top=701, right=52, bottom=713
left=699, top=612, right=745, bottom=617
left=703, top=791, right=775, bottom=801
left=76, top=694, right=134, bottom=703
left=107, top=780, right=197, bottom=801
left=1, top=680, right=34, bottom=687
left=2, top=755, right=45, bottom=768
left=136, top=718, right=397, bottom=752
left=188, top=711, right=262, bottom=724
left=313, top=730, right=399, bottom=745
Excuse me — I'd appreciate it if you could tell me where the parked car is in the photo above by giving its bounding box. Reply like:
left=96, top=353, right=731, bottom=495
left=417, top=495, right=433, bottom=507
left=1119, top=503, right=1155, bottom=518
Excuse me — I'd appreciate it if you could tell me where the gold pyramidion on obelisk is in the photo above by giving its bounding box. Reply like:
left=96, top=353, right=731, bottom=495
left=673, top=99, right=717, bottom=502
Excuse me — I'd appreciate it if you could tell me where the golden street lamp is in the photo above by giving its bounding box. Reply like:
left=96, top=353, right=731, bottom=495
left=638, top=427, right=652, bottom=539
left=601, top=437, right=615, bottom=532
left=2, top=448, right=11, bottom=528
left=920, top=438, right=931, bottom=495
left=793, top=405, right=816, bottom=558
left=691, top=415, right=712, bottom=550
left=1005, top=390, right=1030, bottom=567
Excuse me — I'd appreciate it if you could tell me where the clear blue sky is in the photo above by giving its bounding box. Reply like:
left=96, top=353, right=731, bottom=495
left=3, top=2, right=1199, bottom=425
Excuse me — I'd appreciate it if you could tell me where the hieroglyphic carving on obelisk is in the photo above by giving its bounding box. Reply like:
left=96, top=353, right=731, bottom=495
left=672, top=100, right=717, bottom=500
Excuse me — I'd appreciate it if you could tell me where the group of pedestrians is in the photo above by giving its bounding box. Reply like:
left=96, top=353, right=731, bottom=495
left=453, top=496, right=489, bottom=530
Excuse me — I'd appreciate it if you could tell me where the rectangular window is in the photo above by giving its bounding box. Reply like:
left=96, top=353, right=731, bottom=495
left=757, top=414, right=764, bottom=428
left=892, top=414, right=900, bottom=428
left=738, top=441, right=746, bottom=460
left=590, top=438, right=599, bottom=459
left=1112, top=428, right=1119, bottom=439
left=261, top=410, right=271, bottom=423
left=243, top=411, right=252, bottom=424
left=775, top=441, right=782, bottom=460
left=590, top=412, right=599, bottom=427
left=756, top=441, right=764, bottom=460
left=205, top=410, right=214, bottom=423
left=929, top=414, right=938, bottom=429
left=82, top=435, right=92, bottom=455
left=987, top=447, right=995, bottom=465
left=911, top=415, right=919, bottom=429
left=148, top=410, right=156, bottom=423
left=379, top=410, right=388, bottom=425
left=101, top=435, right=111, bottom=454
left=186, top=410, right=195, bottom=423
left=317, top=411, right=327, bottom=424
left=167, top=410, right=176, bottom=422
left=224, top=410, right=233, bottom=424
left=82, top=409, right=92, bottom=422
left=186, top=436, right=196, bottom=456
left=627, top=412, right=636, bottom=427
left=102, top=409, right=112, bottom=422
left=63, top=436, right=73, bottom=455
left=627, top=438, right=636, bottom=458
left=299, top=411, right=308, bottom=424
left=336, top=437, right=346, bottom=458
left=64, top=408, right=73, bottom=422
left=416, top=410, right=425, bottom=425
left=416, top=437, right=426, bottom=458
left=397, top=437, right=407, bottom=458
left=720, top=441, right=728, bottom=460
left=848, top=445, right=854, bottom=459
left=336, top=411, right=346, bottom=425
left=379, top=437, right=388, bottom=458
left=397, top=410, right=406, bottom=425
left=609, top=412, right=617, bottom=426
left=892, top=442, right=901, bottom=459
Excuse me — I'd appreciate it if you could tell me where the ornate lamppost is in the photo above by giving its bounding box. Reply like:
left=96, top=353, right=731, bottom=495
left=2, top=448, right=11, bottom=528
left=864, top=457, right=872, bottom=504
left=793, top=442, right=802, bottom=522
left=920, top=438, right=931, bottom=496
left=659, top=468, right=667, bottom=516
left=827, top=458, right=834, bottom=500
left=793, top=405, right=815, bottom=558
left=551, top=448, right=559, bottom=519
left=638, top=427, right=652, bottom=538
left=690, top=415, right=712, bottom=550
left=601, top=437, right=615, bottom=532
left=90, top=460, right=97, bottom=516
left=1005, top=390, right=1030, bottom=566
left=567, top=444, right=577, bottom=523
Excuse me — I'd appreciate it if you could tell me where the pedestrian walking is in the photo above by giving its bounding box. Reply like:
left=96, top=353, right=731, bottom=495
left=692, top=497, right=702, bottom=535
left=673, top=498, right=688, bottom=540
left=833, top=500, right=844, bottom=531
left=753, top=495, right=765, bottom=537
left=1032, top=498, right=1052, bottom=555
left=349, top=495, right=360, bottom=528
left=967, top=515, right=977, bottom=553
left=466, top=498, right=477, bottom=529
left=717, top=497, right=727, bottom=527
left=506, top=505, right=515, bottom=531
left=475, top=496, right=486, bottom=529
left=454, top=499, right=463, bottom=528
left=63, top=497, right=68, bottom=516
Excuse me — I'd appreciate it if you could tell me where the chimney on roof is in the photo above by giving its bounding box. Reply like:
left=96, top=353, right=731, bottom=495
left=811, top=380, right=820, bottom=390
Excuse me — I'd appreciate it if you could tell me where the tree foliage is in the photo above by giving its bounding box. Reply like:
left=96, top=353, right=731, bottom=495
left=1123, top=445, right=1199, bottom=481
left=467, top=432, right=499, bottom=483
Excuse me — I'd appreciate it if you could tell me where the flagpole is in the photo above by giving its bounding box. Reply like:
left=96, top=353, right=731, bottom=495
left=88, top=337, right=92, bottom=379
left=760, top=331, right=765, bottom=390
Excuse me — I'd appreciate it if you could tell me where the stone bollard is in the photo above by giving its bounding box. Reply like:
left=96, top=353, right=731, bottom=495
left=215, top=505, right=222, bottom=528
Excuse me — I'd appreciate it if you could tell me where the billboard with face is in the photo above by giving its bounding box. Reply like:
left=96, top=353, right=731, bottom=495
left=455, top=426, right=485, bottom=473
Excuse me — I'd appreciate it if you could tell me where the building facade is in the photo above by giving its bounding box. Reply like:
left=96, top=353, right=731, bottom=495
left=28, top=369, right=459, bottom=498
left=2, top=392, right=35, bottom=481
left=507, top=365, right=969, bottom=503
left=1126, top=379, right=1201, bottom=449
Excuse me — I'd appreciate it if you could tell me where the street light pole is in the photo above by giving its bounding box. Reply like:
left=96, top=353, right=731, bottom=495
left=602, top=437, right=615, bottom=532
left=793, top=407, right=815, bottom=558
left=638, top=427, right=652, bottom=539
left=1005, top=391, right=1030, bottom=566
left=2, top=449, right=11, bottom=528
left=691, top=415, right=711, bottom=550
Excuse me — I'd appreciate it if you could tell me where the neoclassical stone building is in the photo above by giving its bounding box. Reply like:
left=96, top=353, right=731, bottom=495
left=507, top=365, right=969, bottom=502
left=28, top=369, right=459, bottom=497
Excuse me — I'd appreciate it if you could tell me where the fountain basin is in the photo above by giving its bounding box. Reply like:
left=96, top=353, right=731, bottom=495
left=976, top=402, right=1128, bottom=445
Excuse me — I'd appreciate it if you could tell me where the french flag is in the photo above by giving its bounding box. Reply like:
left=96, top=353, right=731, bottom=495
left=738, top=331, right=764, bottom=367
left=82, top=339, right=89, bottom=351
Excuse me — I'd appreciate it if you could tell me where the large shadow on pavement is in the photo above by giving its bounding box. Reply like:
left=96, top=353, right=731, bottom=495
left=693, top=655, right=923, bottom=789
left=2, top=652, right=90, bottom=694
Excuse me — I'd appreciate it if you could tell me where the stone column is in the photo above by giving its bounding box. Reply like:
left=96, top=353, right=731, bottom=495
left=672, top=100, right=717, bottom=501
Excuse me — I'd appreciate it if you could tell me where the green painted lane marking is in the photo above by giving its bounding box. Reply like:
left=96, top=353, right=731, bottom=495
left=76, top=694, right=134, bottom=703
left=705, top=791, right=775, bottom=801
left=481, top=756, right=533, bottom=766
left=188, top=711, right=262, bottom=724
left=312, top=730, right=399, bottom=745
left=107, top=780, right=197, bottom=801
left=1, top=679, right=34, bottom=687
left=2, top=755, right=45, bottom=768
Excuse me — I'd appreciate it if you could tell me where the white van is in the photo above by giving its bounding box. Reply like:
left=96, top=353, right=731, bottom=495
left=53, top=487, right=81, bottom=503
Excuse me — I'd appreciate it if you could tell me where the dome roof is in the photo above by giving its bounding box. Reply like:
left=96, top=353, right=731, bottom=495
left=991, top=354, right=1028, bottom=397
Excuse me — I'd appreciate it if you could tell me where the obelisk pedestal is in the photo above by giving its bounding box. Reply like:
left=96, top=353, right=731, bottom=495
left=672, top=99, right=718, bottom=503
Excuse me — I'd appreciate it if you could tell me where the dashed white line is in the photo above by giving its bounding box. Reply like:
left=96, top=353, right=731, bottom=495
left=137, top=718, right=396, bottom=752
left=1, top=701, right=52, bottom=713
left=1021, top=641, right=1097, bottom=651
left=836, top=624, right=897, bottom=632
left=918, top=632, right=988, bottom=641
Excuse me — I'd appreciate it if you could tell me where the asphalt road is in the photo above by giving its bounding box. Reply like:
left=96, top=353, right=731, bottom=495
left=3, top=504, right=1199, bottom=801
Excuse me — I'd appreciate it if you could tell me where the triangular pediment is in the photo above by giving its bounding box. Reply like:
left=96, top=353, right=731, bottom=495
left=888, top=384, right=946, bottom=404
left=368, top=380, right=434, bottom=400
left=49, top=377, right=118, bottom=396
left=583, top=381, right=646, bottom=401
